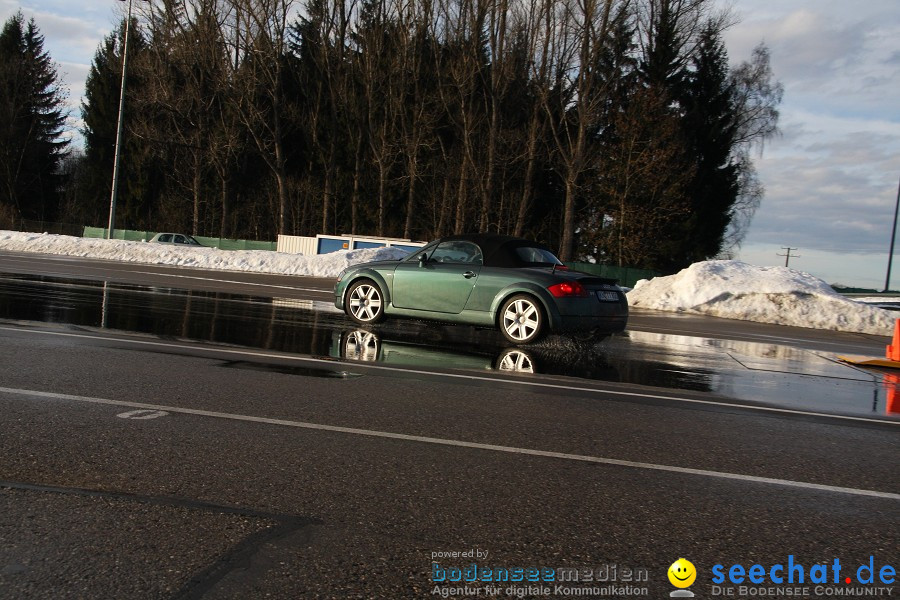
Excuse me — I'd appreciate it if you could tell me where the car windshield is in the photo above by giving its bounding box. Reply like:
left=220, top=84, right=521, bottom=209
left=514, top=246, right=563, bottom=266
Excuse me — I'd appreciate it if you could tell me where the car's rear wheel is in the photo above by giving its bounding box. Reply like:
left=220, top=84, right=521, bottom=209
left=346, top=280, right=385, bottom=324
left=499, top=294, right=544, bottom=344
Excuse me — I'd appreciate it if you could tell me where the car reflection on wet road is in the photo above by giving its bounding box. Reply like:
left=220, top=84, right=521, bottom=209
left=0, top=273, right=895, bottom=419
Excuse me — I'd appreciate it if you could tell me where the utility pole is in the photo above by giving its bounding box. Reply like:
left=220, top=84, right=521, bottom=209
left=884, top=174, right=900, bottom=292
left=107, top=0, right=135, bottom=240
left=777, top=247, right=799, bottom=268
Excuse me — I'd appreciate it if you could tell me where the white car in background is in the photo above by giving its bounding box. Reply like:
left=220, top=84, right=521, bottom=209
left=149, top=233, right=203, bottom=246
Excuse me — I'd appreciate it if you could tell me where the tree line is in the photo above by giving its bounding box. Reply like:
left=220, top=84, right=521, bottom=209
left=1, top=0, right=782, bottom=272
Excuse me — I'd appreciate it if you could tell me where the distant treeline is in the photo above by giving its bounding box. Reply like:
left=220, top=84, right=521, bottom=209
left=2, top=0, right=781, bottom=271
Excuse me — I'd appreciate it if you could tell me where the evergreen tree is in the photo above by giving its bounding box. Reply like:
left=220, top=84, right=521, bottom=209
left=81, top=18, right=155, bottom=230
left=81, top=25, right=123, bottom=227
left=0, top=12, right=68, bottom=225
left=672, top=21, right=740, bottom=267
left=638, top=0, right=688, bottom=99
left=580, top=4, right=638, bottom=261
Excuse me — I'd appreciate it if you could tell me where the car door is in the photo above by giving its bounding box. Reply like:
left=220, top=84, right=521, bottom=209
left=392, top=241, right=482, bottom=313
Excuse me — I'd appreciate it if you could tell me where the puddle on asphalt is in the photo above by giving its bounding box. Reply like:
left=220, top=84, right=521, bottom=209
left=0, top=273, right=895, bottom=418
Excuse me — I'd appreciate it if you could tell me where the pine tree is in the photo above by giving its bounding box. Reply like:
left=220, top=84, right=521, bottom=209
left=81, top=18, right=156, bottom=230
left=80, top=26, right=123, bottom=226
left=664, top=21, right=740, bottom=269
left=638, top=0, right=688, bottom=99
left=0, top=12, right=68, bottom=225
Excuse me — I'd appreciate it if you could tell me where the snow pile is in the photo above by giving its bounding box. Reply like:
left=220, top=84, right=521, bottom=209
left=627, top=260, right=895, bottom=335
left=0, top=231, right=409, bottom=278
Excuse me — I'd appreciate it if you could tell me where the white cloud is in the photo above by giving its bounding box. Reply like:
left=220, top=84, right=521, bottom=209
left=0, top=4, right=112, bottom=56
left=0, top=3, right=115, bottom=148
left=746, top=129, right=900, bottom=256
left=718, top=0, right=900, bottom=287
left=722, top=1, right=900, bottom=120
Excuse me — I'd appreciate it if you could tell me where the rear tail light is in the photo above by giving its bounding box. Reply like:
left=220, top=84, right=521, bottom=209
left=548, top=281, right=589, bottom=298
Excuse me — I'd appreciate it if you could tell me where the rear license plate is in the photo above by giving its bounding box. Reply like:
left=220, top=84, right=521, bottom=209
left=596, top=291, right=619, bottom=301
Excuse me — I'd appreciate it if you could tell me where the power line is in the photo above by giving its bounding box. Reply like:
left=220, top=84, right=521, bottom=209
left=777, top=247, right=800, bottom=268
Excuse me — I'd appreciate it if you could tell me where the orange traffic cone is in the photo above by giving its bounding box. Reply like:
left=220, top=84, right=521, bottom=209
left=887, top=319, right=900, bottom=362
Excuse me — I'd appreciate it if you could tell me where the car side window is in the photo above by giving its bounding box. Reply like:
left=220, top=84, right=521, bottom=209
left=430, top=241, right=483, bottom=265
left=514, top=246, right=562, bottom=265
left=159, top=234, right=172, bottom=242
left=174, top=235, right=186, bottom=244
left=406, top=242, right=437, bottom=262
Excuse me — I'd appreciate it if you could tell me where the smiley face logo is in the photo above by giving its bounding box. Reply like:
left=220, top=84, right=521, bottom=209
left=668, top=558, right=697, bottom=588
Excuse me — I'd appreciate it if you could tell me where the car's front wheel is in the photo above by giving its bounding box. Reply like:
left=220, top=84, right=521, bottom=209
left=345, top=280, right=385, bottom=324
left=495, top=348, right=537, bottom=373
left=499, top=294, right=544, bottom=344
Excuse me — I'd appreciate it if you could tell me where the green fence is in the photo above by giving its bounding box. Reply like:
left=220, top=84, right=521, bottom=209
left=83, top=227, right=151, bottom=242
left=564, top=262, right=660, bottom=288
left=193, top=236, right=276, bottom=251
left=82, top=227, right=276, bottom=251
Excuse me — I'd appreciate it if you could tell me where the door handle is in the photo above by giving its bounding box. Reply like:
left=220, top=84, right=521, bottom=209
left=463, top=271, right=477, bottom=279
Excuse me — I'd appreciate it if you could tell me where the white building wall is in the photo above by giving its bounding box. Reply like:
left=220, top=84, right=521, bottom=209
left=276, top=235, right=317, bottom=255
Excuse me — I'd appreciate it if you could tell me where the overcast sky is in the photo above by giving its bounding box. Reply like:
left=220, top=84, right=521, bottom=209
left=3, top=0, right=900, bottom=289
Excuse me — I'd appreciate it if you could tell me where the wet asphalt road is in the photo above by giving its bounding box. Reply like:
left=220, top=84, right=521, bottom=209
left=0, top=252, right=898, bottom=600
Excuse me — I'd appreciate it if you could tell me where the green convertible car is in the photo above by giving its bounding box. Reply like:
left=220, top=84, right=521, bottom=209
left=333, top=234, right=628, bottom=344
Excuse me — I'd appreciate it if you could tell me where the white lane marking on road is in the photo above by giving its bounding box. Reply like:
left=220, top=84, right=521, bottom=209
left=116, top=409, right=169, bottom=420
left=1, top=325, right=897, bottom=426
left=1, top=385, right=897, bottom=501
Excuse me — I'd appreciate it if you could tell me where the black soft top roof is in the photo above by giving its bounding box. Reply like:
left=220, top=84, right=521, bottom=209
left=438, top=234, right=557, bottom=268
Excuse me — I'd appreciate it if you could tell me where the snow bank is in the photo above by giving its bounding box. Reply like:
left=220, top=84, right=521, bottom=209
left=626, top=260, right=895, bottom=335
left=0, top=231, right=409, bottom=278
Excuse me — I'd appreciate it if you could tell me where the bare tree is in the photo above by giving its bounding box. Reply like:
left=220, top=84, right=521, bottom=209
left=357, top=0, right=404, bottom=236
left=729, top=43, right=782, bottom=150
left=513, top=0, right=552, bottom=237
left=540, top=0, right=618, bottom=261
left=130, top=0, right=220, bottom=234
left=719, top=42, right=781, bottom=255
left=591, top=86, right=693, bottom=266
left=296, top=0, right=355, bottom=234
left=433, top=0, right=490, bottom=235
left=231, top=0, right=297, bottom=235
left=398, top=0, right=438, bottom=239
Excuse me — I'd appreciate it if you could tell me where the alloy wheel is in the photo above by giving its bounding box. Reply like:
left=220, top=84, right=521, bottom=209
left=347, top=282, right=384, bottom=323
left=500, top=296, right=542, bottom=343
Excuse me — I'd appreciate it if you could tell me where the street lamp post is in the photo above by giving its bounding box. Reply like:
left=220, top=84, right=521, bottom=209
left=107, top=0, right=134, bottom=240
left=885, top=174, right=900, bottom=293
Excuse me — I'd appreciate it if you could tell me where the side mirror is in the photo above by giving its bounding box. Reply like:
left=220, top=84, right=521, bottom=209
left=418, top=253, right=428, bottom=266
